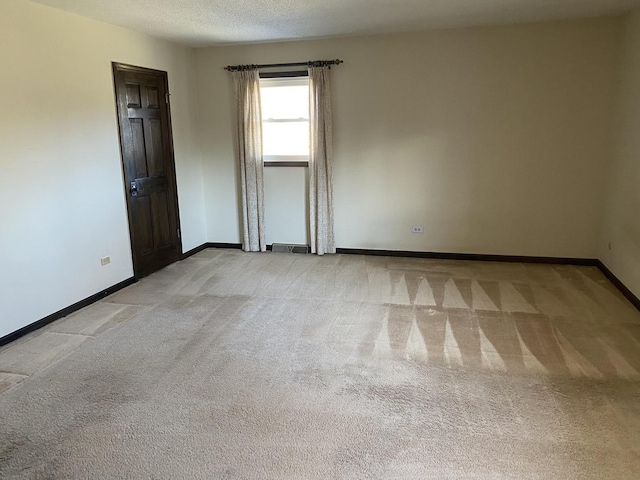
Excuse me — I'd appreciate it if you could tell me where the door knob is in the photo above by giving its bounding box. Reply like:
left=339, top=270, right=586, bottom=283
left=130, top=182, right=138, bottom=196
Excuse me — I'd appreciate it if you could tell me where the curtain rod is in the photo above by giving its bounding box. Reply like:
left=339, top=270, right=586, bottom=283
left=224, top=59, right=343, bottom=72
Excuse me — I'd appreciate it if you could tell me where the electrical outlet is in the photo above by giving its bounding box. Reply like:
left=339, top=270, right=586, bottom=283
left=411, top=226, right=424, bottom=234
left=101, top=256, right=111, bottom=266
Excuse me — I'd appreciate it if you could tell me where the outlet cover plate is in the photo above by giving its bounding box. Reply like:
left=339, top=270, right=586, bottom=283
left=412, top=226, right=424, bottom=234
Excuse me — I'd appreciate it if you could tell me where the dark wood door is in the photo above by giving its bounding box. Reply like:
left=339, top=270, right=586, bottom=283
left=113, top=63, right=182, bottom=278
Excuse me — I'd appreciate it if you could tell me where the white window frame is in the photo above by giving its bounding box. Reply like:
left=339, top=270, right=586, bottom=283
left=259, top=75, right=310, bottom=167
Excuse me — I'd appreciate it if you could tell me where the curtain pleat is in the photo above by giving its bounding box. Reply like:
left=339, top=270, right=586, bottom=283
left=308, top=66, right=335, bottom=255
left=232, top=70, right=266, bottom=252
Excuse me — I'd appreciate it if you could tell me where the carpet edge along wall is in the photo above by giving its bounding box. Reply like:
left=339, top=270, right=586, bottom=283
left=0, top=277, right=136, bottom=347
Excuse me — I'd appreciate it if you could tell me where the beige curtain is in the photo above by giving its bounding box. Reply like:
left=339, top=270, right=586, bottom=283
left=232, top=69, right=266, bottom=252
left=308, top=66, right=335, bottom=255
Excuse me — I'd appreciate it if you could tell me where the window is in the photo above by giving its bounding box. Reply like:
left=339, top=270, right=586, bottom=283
left=259, top=76, right=309, bottom=166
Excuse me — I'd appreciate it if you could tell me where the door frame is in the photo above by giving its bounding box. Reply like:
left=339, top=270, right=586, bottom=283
left=112, top=62, right=183, bottom=279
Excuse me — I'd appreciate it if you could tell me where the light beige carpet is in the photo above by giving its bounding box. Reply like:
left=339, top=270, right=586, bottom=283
left=1, top=249, right=640, bottom=478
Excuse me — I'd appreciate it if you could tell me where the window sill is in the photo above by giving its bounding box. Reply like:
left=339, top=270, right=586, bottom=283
left=264, top=161, right=308, bottom=167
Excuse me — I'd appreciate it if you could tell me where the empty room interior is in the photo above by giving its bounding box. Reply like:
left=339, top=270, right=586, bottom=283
left=2, top=0, right=640, bottom=477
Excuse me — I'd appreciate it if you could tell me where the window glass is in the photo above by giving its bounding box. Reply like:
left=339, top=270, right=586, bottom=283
left=260, top=77, right=309, bottom=163
left=263, top=122, right=309, bottom=157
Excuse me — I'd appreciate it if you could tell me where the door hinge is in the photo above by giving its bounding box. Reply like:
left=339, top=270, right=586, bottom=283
left=177, top=228, right=181, bottom=239
left=165, top=93, right=171, bottom=104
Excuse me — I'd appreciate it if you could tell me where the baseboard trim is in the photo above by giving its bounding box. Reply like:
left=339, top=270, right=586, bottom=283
left=335, top=248, right=599, bottom=266
left=596, top=260, right=640, bottom=312
left=0, top=277, right=137, bottom=348
left=181, top=243, right=210, bottom=259
left=181, top=243, right=243, bottom=260
left=207, top=242, right=243, bottom=250
left=188, top=243, right=599, bottom=266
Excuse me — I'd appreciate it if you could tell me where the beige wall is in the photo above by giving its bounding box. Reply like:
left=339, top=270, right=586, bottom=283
left=601, top=11, right=640, bottom=299
left=195, top=18, right=620, bottom=257
left=0, top=0, right=206, bottom=338
left=1, top=3, right=635, bottom=339
left=264, top=168, right=308, bottom=246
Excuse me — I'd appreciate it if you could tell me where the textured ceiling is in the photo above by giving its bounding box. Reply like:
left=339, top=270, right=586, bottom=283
left=31, top=0, right=640, bottom=46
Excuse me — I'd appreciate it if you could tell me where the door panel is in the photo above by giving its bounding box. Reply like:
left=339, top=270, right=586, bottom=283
left=146, top=87, right=160, bottom=109
left=130, top=118, right=148, bottom=177
left=147, top=119, right=165, bottom=176
left=113, top=63, right=181, bottom=278
left=126, top=83, right=141, bottom=107
left=153, top=192, right=172, bottom=248
left=133, top=196, right=154, bottom=255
